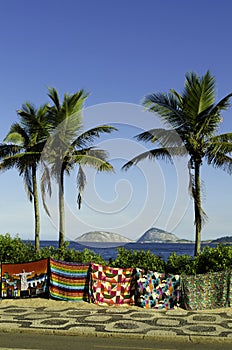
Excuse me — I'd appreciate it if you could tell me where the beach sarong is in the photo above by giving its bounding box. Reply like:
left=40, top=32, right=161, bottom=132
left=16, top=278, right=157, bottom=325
left=1, top=259, right=49, bottom=298
left=90, top=263, right=135, bottom=306
left=180, top=270, right=231, bottom=310
left=49, top=258, right=90, bottom=301
left=135, top=269, right=180, bottom=309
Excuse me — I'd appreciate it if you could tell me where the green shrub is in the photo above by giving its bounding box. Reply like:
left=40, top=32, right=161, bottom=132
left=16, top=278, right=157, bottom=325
left=166, top=252, right=196, bottom=275
left=196, top=244, right=232, bottom=273
left=1, top=233, right=231, bottom=276
left=37, top=242, right=106, bottom=264
left=0, top=233, right=35, bottom=263
left=111, top=247, right=165, bottom=272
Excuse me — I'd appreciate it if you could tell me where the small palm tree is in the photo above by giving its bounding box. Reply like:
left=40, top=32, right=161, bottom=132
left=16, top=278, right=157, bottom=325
left=42, top=88, right=116, bottom=249
left=123, top=71, right=232, bottom=256
left=0, top=103, right=49, bottom=253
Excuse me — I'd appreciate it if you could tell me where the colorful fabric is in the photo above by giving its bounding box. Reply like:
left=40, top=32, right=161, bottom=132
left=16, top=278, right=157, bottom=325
left=180, top=270, right=231, bottom=310
left=90, top=263, right=135, bottom=306
left=1, top=259, right=48, bottom=298
left=49, top=258, right=90, bottom=301
left=135, top=269, right=180, bottom=309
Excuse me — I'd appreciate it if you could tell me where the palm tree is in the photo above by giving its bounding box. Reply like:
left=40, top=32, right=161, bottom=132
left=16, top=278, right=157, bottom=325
left=42, top=88, right=116, bottom=249
left=0, top=103, right=49, bottom=253
left=123, top=71, right=232, bottom=256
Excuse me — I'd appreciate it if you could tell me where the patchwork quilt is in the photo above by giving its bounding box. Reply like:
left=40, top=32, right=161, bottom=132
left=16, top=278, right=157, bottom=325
left=49, top=258, right=90, bottom=301
left=135, top=269, right=180, bottom=309
left=180, top=270, right=231, bottom=310
left=1, top=259, right=49, bottom=298
left=90, top=263, right=135, bottom=306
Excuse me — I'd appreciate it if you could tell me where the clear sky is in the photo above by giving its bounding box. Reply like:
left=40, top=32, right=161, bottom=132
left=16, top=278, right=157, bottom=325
left=0, top=0, right=231, bottom=242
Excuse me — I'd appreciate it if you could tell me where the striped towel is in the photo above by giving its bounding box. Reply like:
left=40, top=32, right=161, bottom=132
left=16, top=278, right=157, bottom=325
left=49, top=258, right=90, bottom=301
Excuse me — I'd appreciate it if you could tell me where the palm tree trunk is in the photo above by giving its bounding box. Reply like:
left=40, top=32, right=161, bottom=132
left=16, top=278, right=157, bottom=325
left=58, top=168, right=65, bottom=249
left=194, top=162, right=202, bottom=256
left=32, top=166, right=40, bottom=254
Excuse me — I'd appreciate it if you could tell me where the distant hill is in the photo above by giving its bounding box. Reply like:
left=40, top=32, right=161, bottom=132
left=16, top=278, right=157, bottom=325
left=137, top=227, right=182, bottom=243
left=75, top=231, right=133, bottom=243
left=211, top=236, right=232, bottom=244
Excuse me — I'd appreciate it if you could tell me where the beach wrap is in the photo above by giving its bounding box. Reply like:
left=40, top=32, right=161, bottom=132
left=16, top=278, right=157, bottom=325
left=135, top=269, right=180, bottom=309
left=180, top=270, right=231, bottom=310
left=49, top=258, right=90, bottom=301
left=90, top=263, right=135, bottom=306
left=1, top=259, right=49, bottom=298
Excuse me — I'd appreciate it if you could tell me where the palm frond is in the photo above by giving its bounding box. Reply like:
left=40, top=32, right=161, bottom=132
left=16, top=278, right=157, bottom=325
left=210, top=132, right=232, bottom=143
left=196, top=94, right=232, bottom=136
left=170, top=89, right=183, bottom=104
left=205, top=151, right=232, bottom=174
left=143, top=92, right=186, bottom=129
left=3, top=132, right=25, bottom=146
left=72, top=152, right=114, bottom=172
left=47, top=87, right=89, bottom=129
left=0, top=144, right=22, bottom=159
left=17, top=103, right=50, bottom=142
left=4, top=123, right=29, bottom=145
left=47, top=87, right=61, bottom=111
left=73, top=125, right=117, bottom=148
left=23, top=167, right=33, bottom=202
left=182, top=71, right=215, bottom=121
left=122, top=148, right=174, bottom=170
left=210, top=92, right=232, bottom=113
left=40, top=163, right=52, bottom=217
left=135, top=128, right=183, bottom=148
left=77, top=165, right=86, bottom=209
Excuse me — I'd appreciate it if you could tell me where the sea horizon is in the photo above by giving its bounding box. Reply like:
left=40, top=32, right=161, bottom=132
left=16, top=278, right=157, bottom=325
left=26, top=240, right=220, bottom=261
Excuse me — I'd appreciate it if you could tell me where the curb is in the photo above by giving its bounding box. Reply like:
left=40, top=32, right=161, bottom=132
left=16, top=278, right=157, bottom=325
left=0, top=327, right=232, bottom=344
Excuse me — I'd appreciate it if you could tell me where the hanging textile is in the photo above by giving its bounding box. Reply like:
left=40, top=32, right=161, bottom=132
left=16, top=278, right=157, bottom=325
left=49, top=258, right=90, bottom=301
left=180, top=270, right=231, bottom=310
left=135, top=269, right=180, bottom=309
left=90, top=263, right=135, bottom=306
left=1, top=259, right=49, bottom=298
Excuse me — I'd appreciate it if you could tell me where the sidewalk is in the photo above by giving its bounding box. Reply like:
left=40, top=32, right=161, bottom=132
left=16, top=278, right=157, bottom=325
left=0, top=299, right=231, bottom=344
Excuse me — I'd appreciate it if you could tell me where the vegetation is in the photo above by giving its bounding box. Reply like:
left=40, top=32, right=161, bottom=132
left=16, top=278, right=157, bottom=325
left=110, top=247, right=165, bottom=272
left=0, top=103, right=49, bottom=253
left=0, top=233, right=35, bottom=263
left=123, top=71, right=232, bottom=256
left=41, top=88, right=116, bottom=249
left=0, top=234, right=231, bottom=275
left=0, top=88, right=116, bottom=251
left=0, top=72, right=231, bottom=254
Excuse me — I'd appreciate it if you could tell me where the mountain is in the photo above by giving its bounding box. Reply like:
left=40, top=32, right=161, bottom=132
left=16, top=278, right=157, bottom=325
left=211, top=236, right=232, bottom=244
left=75, top=231, right=133, bottom=243
left=137, top=227, right=182, bottom=243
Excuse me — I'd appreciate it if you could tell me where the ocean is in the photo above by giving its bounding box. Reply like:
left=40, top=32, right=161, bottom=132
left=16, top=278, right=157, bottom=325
left=39, top=241, right=218, bottom=261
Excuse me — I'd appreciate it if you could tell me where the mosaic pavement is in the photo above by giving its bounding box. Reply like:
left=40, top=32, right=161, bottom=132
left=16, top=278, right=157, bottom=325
left=0, top=304, right=232, bottom=340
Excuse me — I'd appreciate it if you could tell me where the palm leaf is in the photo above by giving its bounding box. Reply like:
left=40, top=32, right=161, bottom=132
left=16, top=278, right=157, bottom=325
left=73, top=125, right=117, bottom=148
left=72, top=152, right=113, bottom=172
left=182, top=71, right=215, bottom=121
left=40, top=162, right=52, bottom=217
left=23, top=167, right=33, bottom=202
left=135, top=128, right=183, bottom=148
left=122, top=148, right=174, bottom=170
left=77, top=165, right=86, bottom=209
left=196, top=94, right=232, bottom=136
left=0, top=144, right=22, bottom=158
left=143, top=92, right=186, bottom=129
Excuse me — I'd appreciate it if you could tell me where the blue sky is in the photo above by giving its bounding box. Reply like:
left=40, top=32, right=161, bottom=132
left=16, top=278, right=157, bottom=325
left=0, top=0, right=231, bottom=242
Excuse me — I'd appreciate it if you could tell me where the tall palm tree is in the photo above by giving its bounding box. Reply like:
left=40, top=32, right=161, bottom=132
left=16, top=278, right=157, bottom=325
left=123, top=71, right=232, bottom=256
left=0, top=103, right=49, bottom=253
left=42, top=88, right=116, bottom=249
